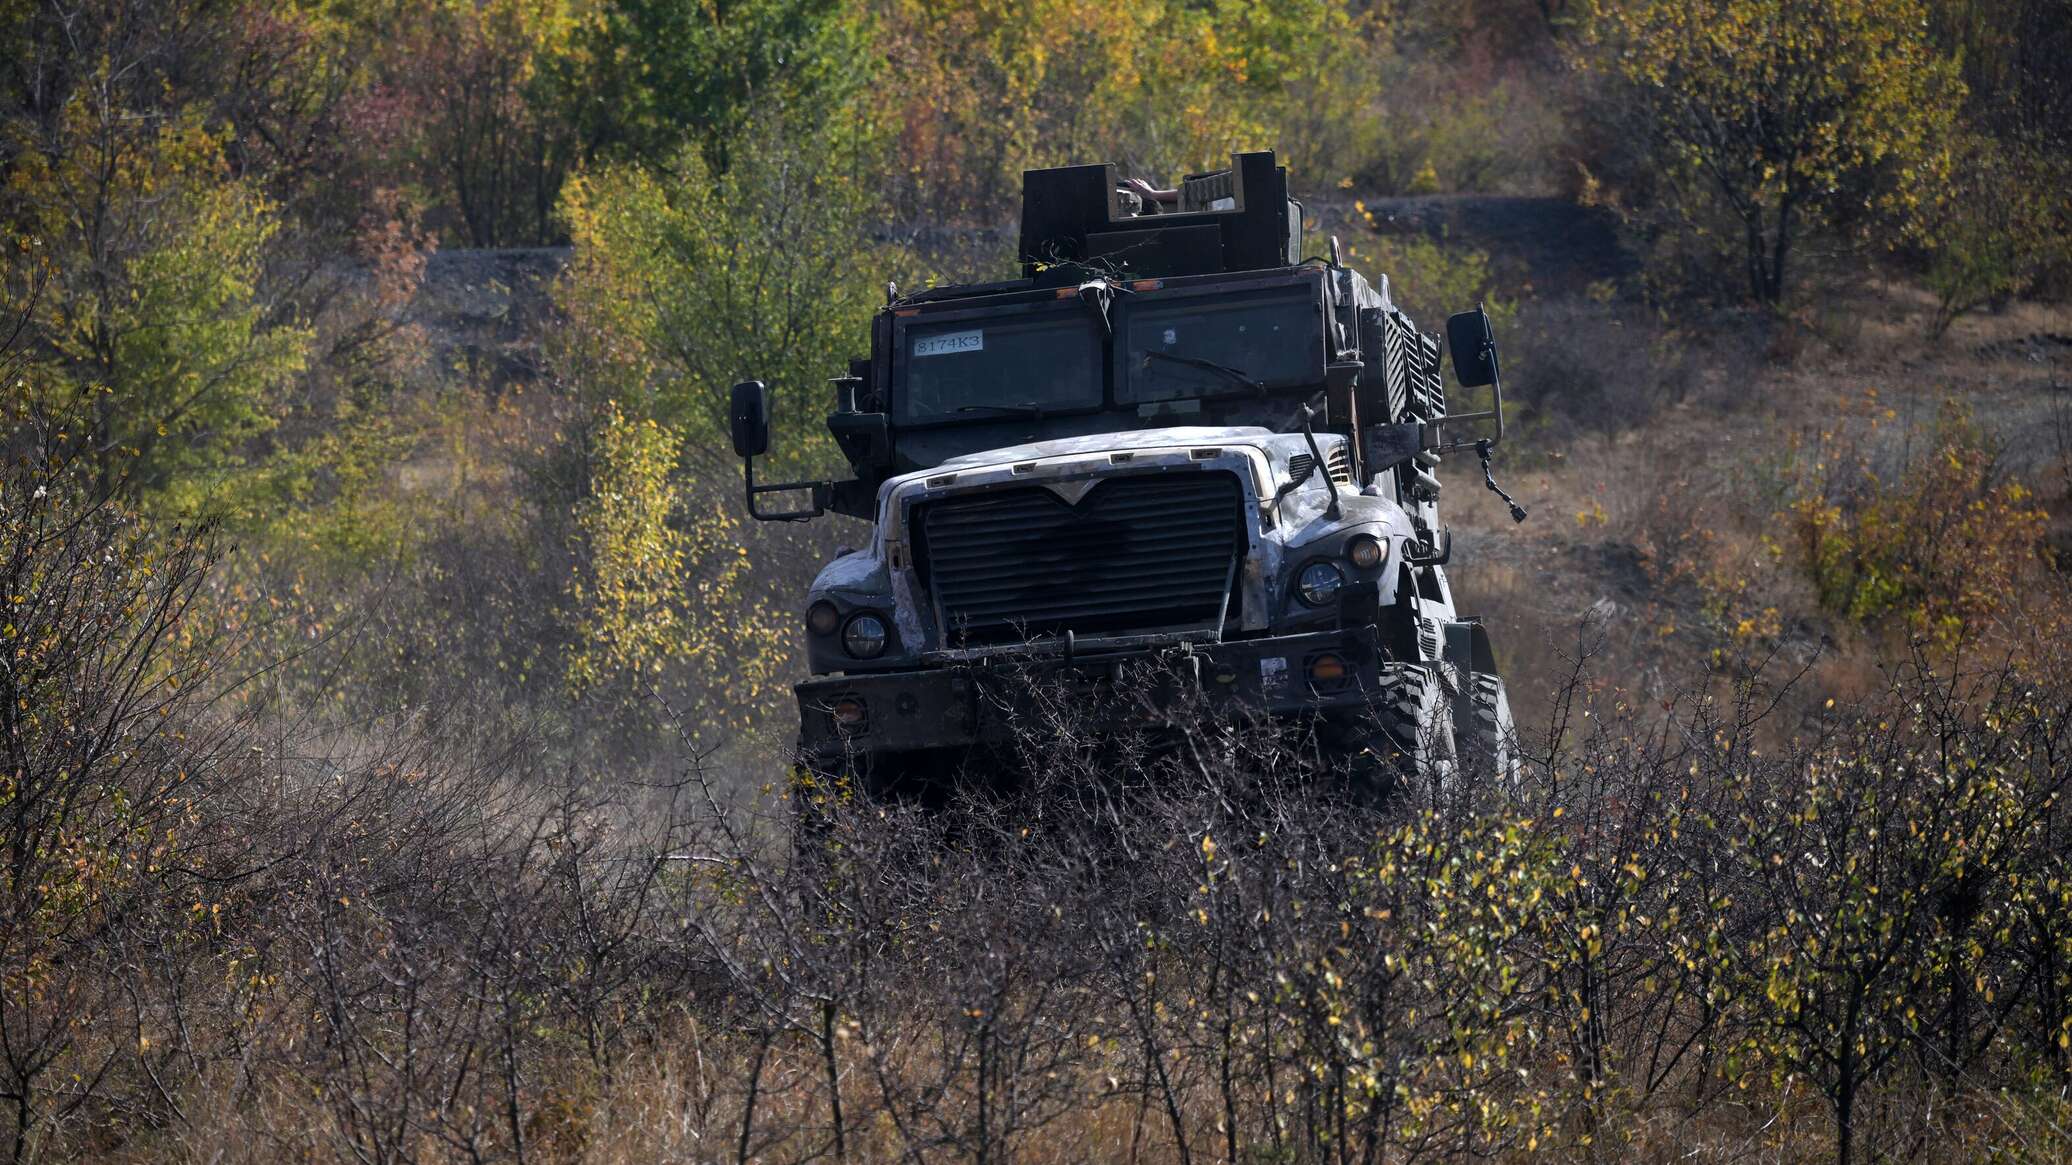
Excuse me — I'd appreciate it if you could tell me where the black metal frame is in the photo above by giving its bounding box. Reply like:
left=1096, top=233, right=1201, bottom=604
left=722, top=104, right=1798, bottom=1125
left=795, top=625, right=1382, bottom=760
left=742, top=456, right=829, bottom=522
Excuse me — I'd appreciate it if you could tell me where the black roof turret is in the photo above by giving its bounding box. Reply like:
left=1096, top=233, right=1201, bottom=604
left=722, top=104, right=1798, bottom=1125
left=1017, top=150, right=1302, bottom=281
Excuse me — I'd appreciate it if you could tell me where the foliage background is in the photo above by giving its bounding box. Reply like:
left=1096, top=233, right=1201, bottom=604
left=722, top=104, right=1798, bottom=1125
left=1, top=0, right=2071, bottom=1160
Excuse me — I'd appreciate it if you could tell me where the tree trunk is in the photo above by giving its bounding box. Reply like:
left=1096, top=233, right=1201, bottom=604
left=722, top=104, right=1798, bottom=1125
left=821, top=1001, right=846, bottom=1161
left=1746, top=209, right=1769, bottom=304
left=1835, top=1048, right=1857, bottom=1165
left=736, top=1027, right=770, bottom=1165
left=1767, top=195, right=1798, bottom=305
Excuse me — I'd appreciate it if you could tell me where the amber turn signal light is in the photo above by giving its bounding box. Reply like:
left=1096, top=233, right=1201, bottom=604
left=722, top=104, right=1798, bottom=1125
left=1306, top=653, right=1349, bottom=687
left=831, top=696, right=868, bottom=732
left=807, top=600, right=841, bottom=636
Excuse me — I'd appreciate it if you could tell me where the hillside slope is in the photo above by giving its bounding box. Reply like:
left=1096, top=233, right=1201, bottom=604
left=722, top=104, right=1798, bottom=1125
left=396, top=208, right=2070, bottom=740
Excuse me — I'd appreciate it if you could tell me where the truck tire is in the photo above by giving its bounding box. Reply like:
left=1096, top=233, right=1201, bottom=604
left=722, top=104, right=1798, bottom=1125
left=789, top=743, right=857, bottom=872
left=1453, top=671, right=1520, bottom=789
left=792, top=744, right=945, bottom=824
left=791, top=746, right=963, bottom=879
left=1349, top=662, right=1455, bottom=798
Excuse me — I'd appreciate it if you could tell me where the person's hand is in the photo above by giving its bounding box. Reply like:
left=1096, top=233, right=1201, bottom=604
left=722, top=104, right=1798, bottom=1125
left=1120, top=176, right=1178, bottom=205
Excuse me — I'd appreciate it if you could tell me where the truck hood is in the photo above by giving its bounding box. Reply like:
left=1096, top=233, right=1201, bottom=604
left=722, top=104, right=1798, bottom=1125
left=814, top=423, right=1411, bottom=669
left=931, top=425, right=1315, bottom=472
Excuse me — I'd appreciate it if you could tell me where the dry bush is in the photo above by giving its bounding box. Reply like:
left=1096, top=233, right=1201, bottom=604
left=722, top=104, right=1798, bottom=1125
left=10, top=436, right=2072, bottom=1164
left=1507, top=299, right=1775, bottom=443
left=1786, top=397, right=2069, bottom=670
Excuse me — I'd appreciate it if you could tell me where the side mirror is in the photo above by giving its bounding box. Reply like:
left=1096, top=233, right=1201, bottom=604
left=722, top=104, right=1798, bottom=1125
left=1446, top=306, right=1498, bottom=388
left=733, top=377, right=844, bottom=523
left=730, top=380, right=770, bottom=458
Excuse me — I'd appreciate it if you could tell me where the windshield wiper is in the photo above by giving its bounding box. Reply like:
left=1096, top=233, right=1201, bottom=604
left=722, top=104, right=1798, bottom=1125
left=955, top=404, right=1047, bottom=419
left=1139, top=350, right=1267, bottom=397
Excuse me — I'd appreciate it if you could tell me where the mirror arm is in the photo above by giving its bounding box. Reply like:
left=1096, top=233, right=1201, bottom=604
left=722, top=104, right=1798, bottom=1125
left=1433, top=361, right=1505, bottom=453
left=1477, top=437, right=1528, bottom=523
left=742, top=454, right=829, bottom=522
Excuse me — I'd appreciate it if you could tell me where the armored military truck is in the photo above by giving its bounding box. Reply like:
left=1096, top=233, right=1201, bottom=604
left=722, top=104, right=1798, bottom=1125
left=729, top=150, right=1526, bottom=798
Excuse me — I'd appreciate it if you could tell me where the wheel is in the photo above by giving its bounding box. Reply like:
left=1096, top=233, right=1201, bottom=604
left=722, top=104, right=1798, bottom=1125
left=789, top=741, right=857, bottom=872
left=1345, top=662, right=1456, bottom=799
left=790, top=743, right=950, bottom=835
left=1452, top=671, right=1520, bottom=789
left=788, top=744, right=930, bottom=877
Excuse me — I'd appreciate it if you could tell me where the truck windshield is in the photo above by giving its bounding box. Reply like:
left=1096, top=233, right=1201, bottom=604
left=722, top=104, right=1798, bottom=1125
left=1119, top=287, right=1324, bottom=403
left=898, top=313, right=1103, bottom=422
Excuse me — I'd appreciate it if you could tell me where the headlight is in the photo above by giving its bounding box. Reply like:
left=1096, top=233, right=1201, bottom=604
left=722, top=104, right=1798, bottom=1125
left=806, top=600, right=841, bottom=636
left=842, top=612, right=890, bottom=658
left=1295, top=561, right=1344, bottom=607
left=1346, top=533, right=1385, bottom=570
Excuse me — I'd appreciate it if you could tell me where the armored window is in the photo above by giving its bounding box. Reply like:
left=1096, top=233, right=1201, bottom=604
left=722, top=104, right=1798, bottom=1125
left=896, top=312, right=1103, bottom=422
left=1118, top=284, right=1326, bottom=403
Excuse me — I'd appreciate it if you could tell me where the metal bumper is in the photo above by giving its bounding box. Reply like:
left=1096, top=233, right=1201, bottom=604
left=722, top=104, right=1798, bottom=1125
left=796, top=629, right=1383, bottom=761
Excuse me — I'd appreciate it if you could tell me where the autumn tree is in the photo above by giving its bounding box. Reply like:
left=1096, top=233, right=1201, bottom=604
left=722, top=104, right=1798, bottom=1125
left=558, top=0, right=870, bottom=173
left=1579, top=0, right=1962, bottom=304
left=876, top=0, right=1391, bottom=219
left=552, top=119, right=900, bottom=730
left=553, top=119, right=900, bottom=460
left=348, top=0, right=600, bottom=247
left=0, top=3, right=374, bottom=521
left=1913, top=132, right=2071, bottom=334
left=3, top=107, right=311, bottom=515
left=1912, top=0, right=2072, bottom=330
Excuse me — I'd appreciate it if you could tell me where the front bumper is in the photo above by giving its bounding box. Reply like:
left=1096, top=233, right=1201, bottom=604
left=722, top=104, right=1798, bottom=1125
left=796, top=628, right=1384, bottom=761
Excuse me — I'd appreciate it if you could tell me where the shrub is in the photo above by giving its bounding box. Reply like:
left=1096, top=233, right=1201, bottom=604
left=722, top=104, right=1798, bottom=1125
left=5, top=484, right=2072, bottom=1164
left=1787, top=400, right=2056, bottom=654
left=0, top=455, right=232, bottom=1160
left=1916, top=130, right=2072, bottom=336
left=565, top=403, right=792, bottom=740
left=1347, top=226, right=1515, bottom=333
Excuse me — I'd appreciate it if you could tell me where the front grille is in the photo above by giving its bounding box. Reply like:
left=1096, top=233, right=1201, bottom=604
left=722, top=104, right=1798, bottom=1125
left=916, top=471, right=1245, bottom=646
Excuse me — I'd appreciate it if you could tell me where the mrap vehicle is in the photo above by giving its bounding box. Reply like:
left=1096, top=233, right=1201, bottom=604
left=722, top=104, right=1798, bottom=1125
left=728, top=150, right=1528, bottom=798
